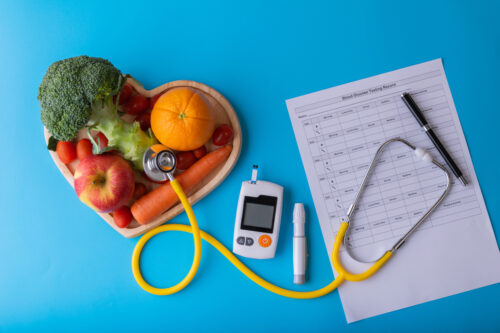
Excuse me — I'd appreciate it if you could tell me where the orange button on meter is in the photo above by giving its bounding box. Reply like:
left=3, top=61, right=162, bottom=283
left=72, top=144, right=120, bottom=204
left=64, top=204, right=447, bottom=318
left=258, top=235, right=272, bottom=248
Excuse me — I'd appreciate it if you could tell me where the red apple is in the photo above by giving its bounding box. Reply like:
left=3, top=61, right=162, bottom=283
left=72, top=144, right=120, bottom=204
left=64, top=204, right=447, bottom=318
left=74, top=154, right=135, bottom=213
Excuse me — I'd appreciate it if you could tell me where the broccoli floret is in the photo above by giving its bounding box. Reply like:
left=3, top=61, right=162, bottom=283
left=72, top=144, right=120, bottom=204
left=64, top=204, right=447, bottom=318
left=38, top=56, right=156, bottom=170
left=80, top=58, right=122, bottom=102
left=39, top=56, right=122, bottom=141
left=39, top=57, right=92, bottom=141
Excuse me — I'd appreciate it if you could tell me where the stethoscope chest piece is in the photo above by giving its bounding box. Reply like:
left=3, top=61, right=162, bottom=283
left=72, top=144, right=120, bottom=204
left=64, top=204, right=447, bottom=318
left=143, top=144, right=177, bottom=182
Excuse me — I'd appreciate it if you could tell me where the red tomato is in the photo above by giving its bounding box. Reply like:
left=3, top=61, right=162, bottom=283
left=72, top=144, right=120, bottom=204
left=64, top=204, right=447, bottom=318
left=149, top=92, right=164, bottom=109
left=192, top=146, right=207, bottom=159
left=113, top=206, right=133, bottom=228
left=135, top=112, right=151, bottom=131
left=96, top=132, right=108, bottom=149
left=133, top=183, right=148, bottom=200
left=176, top=151, right=196, bottom=170
left=56, top=141, right=77, bottom=164
left=119, top=85, right=133, bottom=104
left=113, top=84, right=133, bottom=105
left=212, top=124, right=234, bottom=146
left=124, top=95, right=149, bottom=115
left=76, top=138, right=93, bottom=160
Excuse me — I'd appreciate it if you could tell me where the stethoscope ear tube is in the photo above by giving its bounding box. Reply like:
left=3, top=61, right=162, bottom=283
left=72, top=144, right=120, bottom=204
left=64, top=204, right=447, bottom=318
left=342, top=138, right=451, bottom=263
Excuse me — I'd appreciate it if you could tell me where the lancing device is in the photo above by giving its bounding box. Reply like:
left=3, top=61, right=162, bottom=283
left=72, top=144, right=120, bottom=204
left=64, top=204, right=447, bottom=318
left=293, top=203, right=307, bottom=284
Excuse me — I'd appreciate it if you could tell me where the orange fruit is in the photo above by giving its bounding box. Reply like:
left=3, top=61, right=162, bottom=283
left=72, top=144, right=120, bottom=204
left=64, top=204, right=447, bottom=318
left=151, top=87, right=215, bottom=151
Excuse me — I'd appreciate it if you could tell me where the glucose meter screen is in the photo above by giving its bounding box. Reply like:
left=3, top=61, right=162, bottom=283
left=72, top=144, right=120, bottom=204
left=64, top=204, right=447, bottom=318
left=241, top=195, right=277, bottom=233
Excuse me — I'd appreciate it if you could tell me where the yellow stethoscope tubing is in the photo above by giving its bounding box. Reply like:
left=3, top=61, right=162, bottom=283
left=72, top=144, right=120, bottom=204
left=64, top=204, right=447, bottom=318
left=333, top=224, right=392, bottom=282
left=132, top=178, right=393, bottom=299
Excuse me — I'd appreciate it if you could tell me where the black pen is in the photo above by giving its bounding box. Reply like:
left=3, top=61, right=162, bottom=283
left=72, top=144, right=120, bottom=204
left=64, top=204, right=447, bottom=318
left=401, top=92, right=467, bottom=186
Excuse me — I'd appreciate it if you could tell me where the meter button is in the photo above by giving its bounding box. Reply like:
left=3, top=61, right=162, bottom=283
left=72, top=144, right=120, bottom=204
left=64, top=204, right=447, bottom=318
left=237, top=236, right=245, bottom=245
left=258, top=235, right=272, bottom=248
left=245, top=237, right=254, bottom=246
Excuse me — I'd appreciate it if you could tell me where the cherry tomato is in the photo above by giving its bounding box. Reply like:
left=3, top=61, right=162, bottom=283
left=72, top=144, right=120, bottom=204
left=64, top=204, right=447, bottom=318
left=212, top=124, right=234, bottom=146
left=56, top=141, right=77, bottom=164
left=192, top=146, right=207, bottom=159
left=133, top=183, right=148, bottom=200
left=113, top=84, right=133, bottom=105
left=113, top=206, right=133, bottom=228
left=149, top=92, right=164, bottom=109
left=76, top=138, right=93, bottom=160
left=135, top=112, right=151, bottom=131
left=176, top=151, right=196, bottom=170
left=96, top=132, right=108, bottom=149
left=124, top=95, right=149, bottom=115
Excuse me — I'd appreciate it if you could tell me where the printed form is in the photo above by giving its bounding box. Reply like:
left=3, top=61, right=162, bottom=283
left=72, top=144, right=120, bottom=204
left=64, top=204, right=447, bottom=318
left=286, top=59, right=500, bottom=322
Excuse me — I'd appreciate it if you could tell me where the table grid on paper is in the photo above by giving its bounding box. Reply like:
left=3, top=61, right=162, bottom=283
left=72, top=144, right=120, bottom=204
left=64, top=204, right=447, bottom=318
left=298, top=74, right=481, bottom=251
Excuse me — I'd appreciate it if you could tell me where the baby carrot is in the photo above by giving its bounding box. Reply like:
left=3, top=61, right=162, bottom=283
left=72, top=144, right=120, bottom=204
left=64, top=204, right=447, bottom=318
left=131, top=145, right=233, bottom=224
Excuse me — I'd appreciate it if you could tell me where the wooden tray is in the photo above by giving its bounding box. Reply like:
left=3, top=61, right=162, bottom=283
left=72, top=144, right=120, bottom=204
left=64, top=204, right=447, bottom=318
left=44, top=79, right=241, bottom=238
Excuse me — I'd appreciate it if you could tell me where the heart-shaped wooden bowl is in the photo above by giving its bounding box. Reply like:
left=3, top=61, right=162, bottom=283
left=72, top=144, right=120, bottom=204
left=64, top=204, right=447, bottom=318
left=44, top=79, right=241, bottom=238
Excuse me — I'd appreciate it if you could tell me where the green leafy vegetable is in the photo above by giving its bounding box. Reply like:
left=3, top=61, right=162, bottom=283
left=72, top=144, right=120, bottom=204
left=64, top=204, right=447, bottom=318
left=47, top=136, right=59, bottom=151
left=38, top=55, right=156, bottom=169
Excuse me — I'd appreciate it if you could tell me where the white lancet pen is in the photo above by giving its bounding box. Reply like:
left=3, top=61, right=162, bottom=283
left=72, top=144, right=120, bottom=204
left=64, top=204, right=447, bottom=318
left=293, top=203, right=307, bottom=284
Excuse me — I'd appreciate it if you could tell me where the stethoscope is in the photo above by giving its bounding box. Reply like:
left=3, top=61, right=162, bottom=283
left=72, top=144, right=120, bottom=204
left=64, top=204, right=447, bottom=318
left=132, top=138, right=451, bottom=298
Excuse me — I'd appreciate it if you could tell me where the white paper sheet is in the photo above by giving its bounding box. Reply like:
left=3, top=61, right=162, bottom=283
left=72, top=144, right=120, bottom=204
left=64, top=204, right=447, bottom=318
left=286, top=59, right=500, bottom=323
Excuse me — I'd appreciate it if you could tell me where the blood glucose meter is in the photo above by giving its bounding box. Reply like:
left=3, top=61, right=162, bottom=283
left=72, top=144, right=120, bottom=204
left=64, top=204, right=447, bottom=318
left=233, top=166, right=283, bottom=259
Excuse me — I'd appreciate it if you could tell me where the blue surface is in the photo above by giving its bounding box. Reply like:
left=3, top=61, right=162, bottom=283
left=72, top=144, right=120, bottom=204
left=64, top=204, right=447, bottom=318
left=1, top=0, right=499, bottom=331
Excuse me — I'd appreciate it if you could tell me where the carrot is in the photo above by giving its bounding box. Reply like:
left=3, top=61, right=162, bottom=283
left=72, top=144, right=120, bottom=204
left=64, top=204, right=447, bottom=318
left=132, top=145, right=233, bottom=224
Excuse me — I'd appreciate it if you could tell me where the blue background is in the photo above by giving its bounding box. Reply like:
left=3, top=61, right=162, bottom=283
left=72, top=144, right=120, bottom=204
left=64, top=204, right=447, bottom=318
left=1, top=0, right=499, bottom=331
